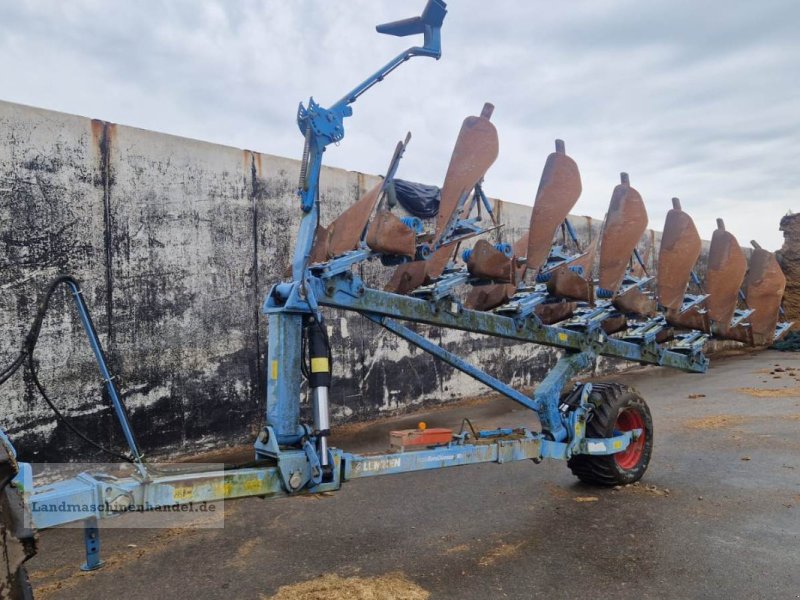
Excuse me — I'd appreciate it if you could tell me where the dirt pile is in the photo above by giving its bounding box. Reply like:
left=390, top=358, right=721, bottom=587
left=777, top=212, right=800, bottom=328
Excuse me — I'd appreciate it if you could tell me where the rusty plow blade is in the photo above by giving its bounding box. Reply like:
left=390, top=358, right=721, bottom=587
left=388, top=103, right=499, bottom=294
left=744, top=242, right=787, bottom=346
left=464, top=233, right=529, bottom=310
left=309, top=224, right=332, bottom=266
left=704, top=219, right=748, bottom=328
left=433, top=103, right=499, bottom=247
left=366, top=211, right=417, bottom=259
left=466, top=239, right=515, bottom=282
left=613, top=286, right=657, bottom=317
left=323, top=181, right=383, bottom=257
left=666, top=305, right=710, bottom=333
left=657, top=198, right=702, bottom=310
left=546, top=238, right=597, bottom=302
left=385, top=245, right=453, bottom=294
left=311, top=135, right=410, bottom=261
left=465, top=282, right=517, bottom=311
left=597, top=173, right=648, bottom=297
left=526, top=139, right=582, bottom=276
left=656, top=198, right=709, bottom=331
left=534, top=301, right=577, bottom=325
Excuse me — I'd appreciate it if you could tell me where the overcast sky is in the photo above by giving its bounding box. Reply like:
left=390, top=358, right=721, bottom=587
left=1, top=0, right=798, bottom=250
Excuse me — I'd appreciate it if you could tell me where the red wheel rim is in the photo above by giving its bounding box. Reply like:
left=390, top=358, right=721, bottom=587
left=614, top=408, right=645, bottom=470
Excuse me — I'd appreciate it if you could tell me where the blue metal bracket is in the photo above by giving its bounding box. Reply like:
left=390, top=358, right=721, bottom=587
left=411, top=271, right=471, bottom=301
left=494, top=288, right=549, bottom=320
left=533, top=350, right=598, bottom=442
left=80, top=517, right=104, bottom=571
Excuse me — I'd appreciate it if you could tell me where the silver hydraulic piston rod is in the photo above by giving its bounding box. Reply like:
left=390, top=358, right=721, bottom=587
left=306, top=318, right=332, bottom=476
left=313, top=386, right=330, bottom=466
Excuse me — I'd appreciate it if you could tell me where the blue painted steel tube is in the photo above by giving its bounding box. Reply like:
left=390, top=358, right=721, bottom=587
left=266, top=312, right=305, bottom=443
left=66, top=282, right=145, bottom=473
left=367, top=314, right=538, bottom=411
left=532, top=350, right=597, bottom=442
left=344, top=436, right=542, bottom=480
left=306, top=275, right=707, bottom=373
left=293, top=149, right=323, bottom=278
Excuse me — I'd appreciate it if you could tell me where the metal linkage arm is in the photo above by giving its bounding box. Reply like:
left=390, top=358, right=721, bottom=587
left=298, top=0, right=448, bottom=160
left=339, top=0, right=447, bottom=106
left=365, top=314, right=538, bottom=411
left=64, top=281, right=145, bottom=472
left=292, top=1, right=448, bottom=279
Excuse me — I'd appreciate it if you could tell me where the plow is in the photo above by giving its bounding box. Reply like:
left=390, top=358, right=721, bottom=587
left=0, top=0, right=792, bottom=590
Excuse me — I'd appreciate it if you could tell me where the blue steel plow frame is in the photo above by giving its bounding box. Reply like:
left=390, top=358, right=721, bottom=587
left=11, top=0, right=711, bottom=570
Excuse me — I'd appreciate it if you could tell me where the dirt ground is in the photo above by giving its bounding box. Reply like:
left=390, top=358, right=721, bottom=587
left=27, top=350, right=800, bottom=599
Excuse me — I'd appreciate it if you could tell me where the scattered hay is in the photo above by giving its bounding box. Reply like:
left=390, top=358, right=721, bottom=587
left=685, top=415, right=747, bottom=429
left=736, top=387, right=800, bottom=398
left=34, top=525, right=211, bottom=599
left=265, top=573, right=429, bottom=600
left=574, top=496, right=599, bottom=503
left=225, top=536, right=261, bottom=570
left=478, top=541, right=526, bottom=567
left=687, top=394, right=706, bottom=399
left=444, top=543, right=470, bottom=554
left=612, top=481, right=670, bottom=497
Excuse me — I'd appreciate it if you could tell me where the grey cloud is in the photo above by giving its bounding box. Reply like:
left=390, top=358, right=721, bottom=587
left=0, top=0, right=797, bottom=248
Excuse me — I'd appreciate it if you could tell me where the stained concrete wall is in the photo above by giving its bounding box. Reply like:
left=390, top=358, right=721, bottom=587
left=0, top=100, right=707, bottom=462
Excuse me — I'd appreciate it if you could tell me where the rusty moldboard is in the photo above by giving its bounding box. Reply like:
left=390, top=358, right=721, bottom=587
left=309, top=224, right=332, bottom=265
left=314, top=136, right=410, bottom=260
left=715, top=322, right=754, bottom=345
left=464, top=282, right=517, bottom=311
left=601, top=314, right=628, bottom=335
left=534, top=301, right=576, bottom=325
left=366, top=211, right=416, bottom=258
left=387, top=103, right=499, bottom=294
left=666, top=305, right=710, bottom=333
left=612, top=286, right=657, bottom=316
left=467, top=239, right=514, bottom=282
left=657, top=198, right=702, bottom=310
left=598, top=173, right=648, bottom=295
left=384, top=238, right=448, bottom=293
left=464, top=233, right=529, bottom=310
left=704, top=219, right=747, bottom=326
left=433, top=103, right=499, bottom=246
left=325, top=181, right=383, bottom=257
left=546, top=238, right=597, bottom=302
left=744, top=243, right=786, bottom=345
left=526, top=139, right=582, bottom=275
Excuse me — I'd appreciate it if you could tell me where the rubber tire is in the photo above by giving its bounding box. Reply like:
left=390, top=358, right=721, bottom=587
left=567, top=382, right=653, bottom=486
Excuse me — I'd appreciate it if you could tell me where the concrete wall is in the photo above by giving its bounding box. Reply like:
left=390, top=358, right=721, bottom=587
left=0, top=100, right=703, bottom=462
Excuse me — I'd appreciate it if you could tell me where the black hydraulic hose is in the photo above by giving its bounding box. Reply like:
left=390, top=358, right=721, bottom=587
left=0, top=275, right=74, bottom=385
left=0, top=352, right=25, bottom=386
left=26, top=353, right=133, bottom=463
left=0, top=275, right=135, bottom=463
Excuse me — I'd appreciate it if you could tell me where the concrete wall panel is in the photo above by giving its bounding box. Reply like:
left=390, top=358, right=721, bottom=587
left=0, top=102, right=112, bottom=459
